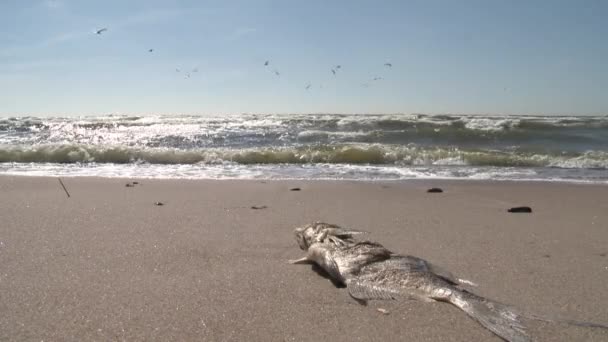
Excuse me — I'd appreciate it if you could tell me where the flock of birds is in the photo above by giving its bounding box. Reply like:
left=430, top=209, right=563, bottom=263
left=95, top=27, right=394, bottom=88
left=263, top=60, right=394, bottom=90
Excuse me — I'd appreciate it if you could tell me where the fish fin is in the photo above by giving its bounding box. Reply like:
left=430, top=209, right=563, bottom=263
left=451, top=290, right=529, bottom=342
left=428, top=263, right=478, bottom=286
left=346, top=280, right=396, bottom=301
left=325, top=227, right=368, bottom=238
left=523, top=313, right=608, bottom=330
left=424, top=262, right=459, bottom=285
left=410, top=256, right=478, bottom=287
left=288, top=257, right=311, bottom=264
left=457, top=278, right=478, bottom=287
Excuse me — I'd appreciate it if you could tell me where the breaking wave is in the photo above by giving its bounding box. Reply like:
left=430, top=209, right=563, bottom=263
left=1, top=114, right=607, bottom=182
left=1, top=144, right=607, bottom=169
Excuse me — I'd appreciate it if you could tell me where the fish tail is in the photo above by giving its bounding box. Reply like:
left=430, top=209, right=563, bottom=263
left=523, top=312, right=608, bottom=330
left=449, top=290, right=529, bottom=342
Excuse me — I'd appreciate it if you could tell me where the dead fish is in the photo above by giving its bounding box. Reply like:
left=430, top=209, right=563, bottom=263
left=289, top=222, right=608, bottom=342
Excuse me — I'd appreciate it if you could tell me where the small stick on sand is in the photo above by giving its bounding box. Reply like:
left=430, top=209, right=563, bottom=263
left=58, top=178, right=70, bottom=198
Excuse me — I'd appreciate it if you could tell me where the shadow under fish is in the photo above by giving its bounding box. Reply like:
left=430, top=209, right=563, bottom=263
left=289, top=222, right=608, bottom=342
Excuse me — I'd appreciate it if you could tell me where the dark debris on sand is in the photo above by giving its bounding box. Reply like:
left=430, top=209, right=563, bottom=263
left=427, top=188, right=443, bottom=193
left=508, top=206, right=532, bottom=213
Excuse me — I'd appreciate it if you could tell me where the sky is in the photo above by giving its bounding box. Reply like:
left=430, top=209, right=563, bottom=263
left=0, top=0, right=607, bottom=116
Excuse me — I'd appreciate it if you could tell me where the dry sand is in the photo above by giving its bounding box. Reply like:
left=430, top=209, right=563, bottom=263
left=0, top=176, right=607, bottom=341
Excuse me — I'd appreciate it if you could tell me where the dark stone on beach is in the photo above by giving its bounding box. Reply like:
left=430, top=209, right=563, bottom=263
left=125, top=183, right=134, bottom=187
left=251, top=205, right=268, bottom=210
left=600, top=253, right=606, bottom=257
left=290, top=188, right=301, bottom=191
left=427, top=188, right=443, bottom=193
left=543, top=254, right=551, bottom=258
left=508, top=206, right=532, bottom=213
left=154, top=202, right=164, bottom=206
left=132, top=181, right=139, bottom=185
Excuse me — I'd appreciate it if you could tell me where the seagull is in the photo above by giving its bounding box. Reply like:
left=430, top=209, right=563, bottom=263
left=264, top=60, right=269, bottom=66
left=335, top=65, right=341, bottom=69
left=185, top=73, right=191, bottom=79
left=148, top=49, right=154, bottom=53
left=331, top=69, right=336, bottom=75
left=192, top=68, right=198, bottom=73
left=384, top=63, right=392, bottom=68
left=175, top=68, right=181, bottom=73
left=373, top=76, right=383, bottom=81
left=305, top=83, right=312, bottom=90
left=96, top=28, right=108, bottom=35
left=274, top=70, right=280, bottom=76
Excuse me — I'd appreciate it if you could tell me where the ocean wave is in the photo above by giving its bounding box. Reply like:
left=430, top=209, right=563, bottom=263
left=1, top=144, right=607, bottom=169
left=2, top=114, right=607, bottom=152
left=2, top=162, right=607, bottom=183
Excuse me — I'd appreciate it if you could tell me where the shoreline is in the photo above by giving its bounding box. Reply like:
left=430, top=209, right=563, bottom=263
left=1, top=176, right=607, bottom=341
left=3, top=173, right=608, bottom=185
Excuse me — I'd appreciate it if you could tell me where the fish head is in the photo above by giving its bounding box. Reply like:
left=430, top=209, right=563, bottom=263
left=294, top=223, right=319, bottom=250
left=294, top=222, right=367, bottom=250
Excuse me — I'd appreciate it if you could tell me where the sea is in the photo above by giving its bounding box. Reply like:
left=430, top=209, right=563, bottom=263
left=1, top=114, right=607, bottom=183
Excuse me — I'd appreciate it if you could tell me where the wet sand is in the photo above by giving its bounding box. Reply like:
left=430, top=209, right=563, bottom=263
left=1, top=176, right=607, bottom=341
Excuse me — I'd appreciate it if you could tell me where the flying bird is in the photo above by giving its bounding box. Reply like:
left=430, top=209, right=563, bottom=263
left=331, top=69, right=336, bottom=75
left=305, top=83, right=312, bottom=90
left=373, top=76, right=383, bottom=81
left=384, top=63, right=392, bottom=68
left=96, top=28, right=108, bottom=35
left=274, top=70, right=280, bottom=76
left=175, top=68, right=181, bottom=73
left=264, top=60, right=269, bottom=66
left=192, top=68, right=198, bottom=73
left=148, top=49, right=154, bottom=53
left=335, top=65, right=341, bottom=69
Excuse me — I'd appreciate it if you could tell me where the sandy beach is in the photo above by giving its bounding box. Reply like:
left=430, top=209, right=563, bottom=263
left=0, top=176, right=607, bottom=341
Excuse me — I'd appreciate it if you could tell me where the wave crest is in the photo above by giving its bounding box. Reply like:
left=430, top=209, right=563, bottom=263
left=1, top=144, right=606, bottom=169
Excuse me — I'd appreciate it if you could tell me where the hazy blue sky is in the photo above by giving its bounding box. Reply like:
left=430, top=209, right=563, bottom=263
left=1, top=0, right=607, bottom=116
